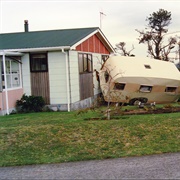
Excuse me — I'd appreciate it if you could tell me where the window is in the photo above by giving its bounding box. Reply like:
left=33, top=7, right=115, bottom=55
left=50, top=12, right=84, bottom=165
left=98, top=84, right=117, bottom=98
left=30, top=53, right=48, bottom=72
left=102, top=55, right=109, bottom=62
left=114, top=83, right=126, bottom=90
left=104, top=70, right=110, bottom=83
left=78, top=53, right=92, bottom=73
left=144, top=64, right=151, bottom=69
left=165, top=87, right=177, bottom=93
left=1, top=58, right=21, bottom=89
left=139, top=85, right=152, bottom=93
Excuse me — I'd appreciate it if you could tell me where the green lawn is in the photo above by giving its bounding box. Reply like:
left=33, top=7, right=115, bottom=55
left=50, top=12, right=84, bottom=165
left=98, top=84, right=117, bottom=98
left=0, top=108, right=180, bottom=167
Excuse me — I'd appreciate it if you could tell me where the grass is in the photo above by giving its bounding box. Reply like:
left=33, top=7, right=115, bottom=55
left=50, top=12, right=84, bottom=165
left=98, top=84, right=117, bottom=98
left=0, top=106, right=180, bottom=167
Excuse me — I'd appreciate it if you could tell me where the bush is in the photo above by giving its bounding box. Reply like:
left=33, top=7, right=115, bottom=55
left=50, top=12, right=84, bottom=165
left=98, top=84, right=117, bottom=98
left=16, top=94, right=45, bottom=113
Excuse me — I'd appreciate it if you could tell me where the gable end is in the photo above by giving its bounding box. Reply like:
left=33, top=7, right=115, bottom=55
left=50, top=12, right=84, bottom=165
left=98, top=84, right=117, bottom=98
left=76, top=34, right=110, bottom=54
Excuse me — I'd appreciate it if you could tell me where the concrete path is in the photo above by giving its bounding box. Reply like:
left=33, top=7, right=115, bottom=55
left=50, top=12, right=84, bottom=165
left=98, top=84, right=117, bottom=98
left=0, top=153, right=180, bottom=179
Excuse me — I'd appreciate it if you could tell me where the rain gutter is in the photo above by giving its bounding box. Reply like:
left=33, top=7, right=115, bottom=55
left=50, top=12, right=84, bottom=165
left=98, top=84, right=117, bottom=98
left=62, top=49, right=71, bottom=112
left=3, top=46, right=71, bottom=53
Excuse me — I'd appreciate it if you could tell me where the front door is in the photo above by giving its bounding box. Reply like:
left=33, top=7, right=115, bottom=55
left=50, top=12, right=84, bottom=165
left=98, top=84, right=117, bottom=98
left=30, top=53, right=50, bottom=104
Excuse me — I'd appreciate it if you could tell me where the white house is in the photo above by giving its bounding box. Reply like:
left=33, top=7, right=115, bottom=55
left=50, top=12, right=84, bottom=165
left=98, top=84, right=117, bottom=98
left=0, top=21, right=115, bottom=115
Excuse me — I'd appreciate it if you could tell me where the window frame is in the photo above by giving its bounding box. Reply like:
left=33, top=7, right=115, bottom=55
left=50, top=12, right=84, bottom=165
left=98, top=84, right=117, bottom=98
left=78, top=53, right=93, bottom=74
left=144, top=64, right=151, bottom=69
left=30, top=53, right=48, bottom=72
left=165, top=86, right=177, bottom=93
left=102, top=55, right=109, bottom=63
left=104, top=70, right=110, bottom=83
left=139, top=85, right=153, bottom=93
left=113, top=83, right=126, bottom=90
left=1, top=57, right=22, bottom=90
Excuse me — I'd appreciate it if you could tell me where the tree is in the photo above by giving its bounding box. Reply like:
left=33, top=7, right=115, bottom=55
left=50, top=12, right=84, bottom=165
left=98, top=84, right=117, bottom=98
left=136, top=9, right=177, bottom=60
left=115, top=42, right=135, bottom=56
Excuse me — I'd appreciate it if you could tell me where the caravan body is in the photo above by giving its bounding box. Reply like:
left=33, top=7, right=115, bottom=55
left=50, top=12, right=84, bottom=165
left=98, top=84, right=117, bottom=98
left=99, top=56, right=180, bottom=104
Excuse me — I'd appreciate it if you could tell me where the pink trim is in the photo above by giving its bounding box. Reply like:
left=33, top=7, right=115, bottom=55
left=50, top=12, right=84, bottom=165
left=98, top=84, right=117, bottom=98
left=0, top=92, right=2, bottom=111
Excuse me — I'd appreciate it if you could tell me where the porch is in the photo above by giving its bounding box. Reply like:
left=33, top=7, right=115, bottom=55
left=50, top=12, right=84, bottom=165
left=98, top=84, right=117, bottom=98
left=0, top=51, right=24, bottom=115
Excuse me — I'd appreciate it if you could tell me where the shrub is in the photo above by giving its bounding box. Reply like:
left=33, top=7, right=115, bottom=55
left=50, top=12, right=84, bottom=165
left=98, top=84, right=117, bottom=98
left=163, top=104, right=173, bottom=109
left=16, top=94, right=45, bottom=113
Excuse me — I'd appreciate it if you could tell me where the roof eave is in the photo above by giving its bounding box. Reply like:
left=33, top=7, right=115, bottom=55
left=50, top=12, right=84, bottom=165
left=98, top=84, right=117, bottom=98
left=0, top=46, right=71, bottom=53
left=0, top=50, right=24, bottom=56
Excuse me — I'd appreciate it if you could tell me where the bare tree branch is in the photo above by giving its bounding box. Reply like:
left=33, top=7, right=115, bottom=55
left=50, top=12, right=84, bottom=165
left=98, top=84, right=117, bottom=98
left=115, top=42, right=135, bottom=56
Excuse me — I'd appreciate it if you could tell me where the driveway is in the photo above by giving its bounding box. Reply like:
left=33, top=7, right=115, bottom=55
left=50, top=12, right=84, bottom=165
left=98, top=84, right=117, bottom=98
left=0, top=153, right=179, bottom=179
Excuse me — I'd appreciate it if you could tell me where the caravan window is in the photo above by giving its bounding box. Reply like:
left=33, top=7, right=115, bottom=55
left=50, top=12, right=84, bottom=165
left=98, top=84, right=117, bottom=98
left=144, top=65, right=151, bottom=69
left=114, top=83, right=125, bottom=90
left=139, top=85, right=152, bottom=92
left=165, top=87, right=177, bottom=93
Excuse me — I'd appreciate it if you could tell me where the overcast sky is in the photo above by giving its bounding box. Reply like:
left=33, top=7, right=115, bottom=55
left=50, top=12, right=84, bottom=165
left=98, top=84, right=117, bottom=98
left=1, top=0, right=180, bottom=57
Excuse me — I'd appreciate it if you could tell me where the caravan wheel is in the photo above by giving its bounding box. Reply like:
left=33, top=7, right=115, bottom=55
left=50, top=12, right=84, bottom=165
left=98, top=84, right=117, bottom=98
left=129, top=98, right=148, bottom=106
left=133, top=100, right=141, bottom=106
left=129, top=98, right=138, bottom=105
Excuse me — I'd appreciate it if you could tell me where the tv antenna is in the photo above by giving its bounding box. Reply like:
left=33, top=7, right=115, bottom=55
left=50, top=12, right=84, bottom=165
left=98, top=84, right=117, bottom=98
left=100, top=12, right=106, bottom=29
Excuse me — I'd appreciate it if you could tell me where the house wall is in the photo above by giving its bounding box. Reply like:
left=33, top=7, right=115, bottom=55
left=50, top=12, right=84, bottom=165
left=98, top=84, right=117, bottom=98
left=48, top=50, right=104, bottom=110
left=20, top=50, right=109, bottom=111
left=0, top=88, right=23, bottom=115
left=21, top=51, right=80, bottom=106
left=48, top=50, right=105, bottom=105
left=0, top=60, right=2, bottom=92
left=22, top=51, right=71, bottom=105
left=7, top=89, right=24, bottom=108
left=21, top=53, right=31, bottom=95
left=0, top=92, right=3, bottom=113
left=48, top=52, right=68, bottom=104
left=68, top=50, right=80, bottom=103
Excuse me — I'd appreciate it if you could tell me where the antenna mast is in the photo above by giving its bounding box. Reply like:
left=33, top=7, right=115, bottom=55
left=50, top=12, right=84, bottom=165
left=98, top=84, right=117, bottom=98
left=100, top=12, right=106, bottom=29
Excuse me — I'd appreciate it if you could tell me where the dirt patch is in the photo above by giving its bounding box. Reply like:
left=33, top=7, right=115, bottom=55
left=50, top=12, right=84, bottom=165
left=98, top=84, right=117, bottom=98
left=122, top=107, right=180, bottom=115
left=84, top=106, right=180, bottom=121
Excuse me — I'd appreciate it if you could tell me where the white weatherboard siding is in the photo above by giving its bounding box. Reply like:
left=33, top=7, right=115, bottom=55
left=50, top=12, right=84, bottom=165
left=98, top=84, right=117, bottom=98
left=93, top=54, right=102, bottom=95
left=48, top=52, right=67, bottom=104
left=21, top=53, right=31, bottom=95
left=69, top=51, right=80, bottom=103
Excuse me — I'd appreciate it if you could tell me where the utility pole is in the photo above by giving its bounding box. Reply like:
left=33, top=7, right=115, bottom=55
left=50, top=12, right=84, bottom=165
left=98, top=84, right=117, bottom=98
left=100, top=12, right=106, bottom=29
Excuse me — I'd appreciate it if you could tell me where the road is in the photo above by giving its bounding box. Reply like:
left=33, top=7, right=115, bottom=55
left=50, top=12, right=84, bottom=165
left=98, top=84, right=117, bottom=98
left=0, top=153, right=179, bottom=179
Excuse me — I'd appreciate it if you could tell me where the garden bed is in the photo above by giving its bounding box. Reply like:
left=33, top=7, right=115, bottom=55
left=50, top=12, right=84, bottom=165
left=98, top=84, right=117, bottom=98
left=122, top=106, right=180, bottom=115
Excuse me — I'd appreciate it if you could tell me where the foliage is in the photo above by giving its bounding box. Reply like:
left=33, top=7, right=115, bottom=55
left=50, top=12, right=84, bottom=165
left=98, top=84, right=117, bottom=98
left=100, top=61, right=131, bottom=119
left=136, top=9, right=177, bottom=60
left=16, top=94, right=45, bottom=113
left=163, top=104, right=173, bottom=109
left=0, top=109, right=179, bottom=167
left=115, top=42, right=135, bottom=56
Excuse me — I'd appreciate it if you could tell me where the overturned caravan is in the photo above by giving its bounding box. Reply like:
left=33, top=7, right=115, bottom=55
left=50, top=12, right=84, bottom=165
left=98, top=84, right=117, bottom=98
left=99, top=55, right=180, bottom=104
